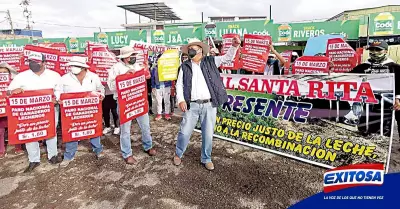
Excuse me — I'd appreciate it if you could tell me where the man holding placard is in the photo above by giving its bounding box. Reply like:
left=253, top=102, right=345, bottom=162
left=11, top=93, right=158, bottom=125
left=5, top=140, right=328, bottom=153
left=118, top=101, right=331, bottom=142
left=108, top=46, right=156, bottom=165
left=59, top=56, right=105, bottom=168
left=8, top=52, right=62, bottom=173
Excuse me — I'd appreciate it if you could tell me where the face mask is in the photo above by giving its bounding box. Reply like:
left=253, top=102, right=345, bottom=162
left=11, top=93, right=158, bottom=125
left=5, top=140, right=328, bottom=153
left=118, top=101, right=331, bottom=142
left=188, top=48, right=200, bottom=59
left=369, top=51, right=386, bottom=63
left=29, top=61, right=41, bottom=72
left=129, top=57, right=136, bottom=65
left=71, top=66, right=83, bottom=75
left=267, top=58, right=274, bottom=65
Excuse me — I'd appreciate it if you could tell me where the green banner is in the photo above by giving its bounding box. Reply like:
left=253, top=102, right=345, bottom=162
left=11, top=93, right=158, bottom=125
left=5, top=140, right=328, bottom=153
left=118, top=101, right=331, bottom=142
left=152, top=30, right=165, bottom=44
left=164, top=26, right=203, bottom=46
left=276, top=20, right=360, bottom=42
left=38, top=38, right=67, bottom=43
left=66, top=37, right=93, bottom=53
left=214, top=19, right=359, bottom=42
left=0, top=39, right=31, bottom=47
left=94, top=30, right=147, bottom=49
left=215, top=19, right=276, bottom=41
left=366, top=12, right=400, bottom=36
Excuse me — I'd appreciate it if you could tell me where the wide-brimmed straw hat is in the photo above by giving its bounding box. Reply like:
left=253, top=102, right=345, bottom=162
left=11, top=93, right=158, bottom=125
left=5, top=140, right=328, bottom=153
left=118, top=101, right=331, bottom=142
left=66, top=56, right=90, bottom=68
left=117, top=46, right=140, bottom=59
left=181, top=38, right=209, bottom=55
left=0, top=62, right=17, bottom=78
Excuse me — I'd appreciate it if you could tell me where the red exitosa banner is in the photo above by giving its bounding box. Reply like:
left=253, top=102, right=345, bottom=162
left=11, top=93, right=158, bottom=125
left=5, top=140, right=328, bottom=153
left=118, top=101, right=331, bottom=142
left=116, top=70, right=148, bottom=124
left=7, top=89, right=56, bottom=145
left=60, top=91, right=103, bottom=143
left=292, top=56, right=330, bottom=74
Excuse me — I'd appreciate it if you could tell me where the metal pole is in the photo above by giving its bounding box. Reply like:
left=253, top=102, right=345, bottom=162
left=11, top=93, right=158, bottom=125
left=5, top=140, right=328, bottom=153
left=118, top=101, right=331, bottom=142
left=6, top=10, right=15, bottom=38
left=380, top=96, right=384, bottom=136
left=202, top=12, right=204, bottom=23
left=366, top=15, right=370, bottom=46
left=125, top=9, right=127, bottom=24
left=269, top=5, right=272, bottom=20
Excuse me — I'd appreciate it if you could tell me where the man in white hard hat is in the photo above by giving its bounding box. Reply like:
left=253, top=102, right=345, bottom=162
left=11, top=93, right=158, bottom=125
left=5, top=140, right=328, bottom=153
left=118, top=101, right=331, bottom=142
left=174, top=37, right=240, bottom=170
left=59, top=56, right=105, bottom=167
left=108, top=46, right=156, bottom=165
left=8, top=52, right=62, bottom=173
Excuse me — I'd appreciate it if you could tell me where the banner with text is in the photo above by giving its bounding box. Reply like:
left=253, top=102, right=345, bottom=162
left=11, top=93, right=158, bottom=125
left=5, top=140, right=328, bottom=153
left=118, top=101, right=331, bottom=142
left=89, top=46, right=117, bottom=84
left=116, top=70, right=148, bottom=124
left=241, top=34, right=271, bottom=73
left=292, top=56, right=330, bottom=74
left=7, top=89, right=56, bottom=144
left=281, top=50, right=293, bottom=75
left=221, top=34, right=241, bottom=70
left=0, top=46, right=23, bottom=72
left=157, top=49, right=180, bottom=81
left=0, top=73, right=11, bottom=117
left=202, top=74, right=394, bottom=170
left=326, top=38, right=358, bottom=73
left=60, top=92, right=102, bottom=142
left=22, top=45, right=62, bottom=74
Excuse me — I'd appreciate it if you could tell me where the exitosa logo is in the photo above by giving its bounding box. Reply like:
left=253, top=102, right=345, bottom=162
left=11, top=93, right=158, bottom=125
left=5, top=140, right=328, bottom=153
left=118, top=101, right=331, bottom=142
left=323, top=163, right=384, bottom=193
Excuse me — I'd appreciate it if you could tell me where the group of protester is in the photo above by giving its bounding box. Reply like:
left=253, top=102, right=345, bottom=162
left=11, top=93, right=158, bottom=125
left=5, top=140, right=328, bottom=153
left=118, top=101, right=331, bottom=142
left=1, top=37, right=400, bottom=173
left=0, top=37, right=241, bottom=172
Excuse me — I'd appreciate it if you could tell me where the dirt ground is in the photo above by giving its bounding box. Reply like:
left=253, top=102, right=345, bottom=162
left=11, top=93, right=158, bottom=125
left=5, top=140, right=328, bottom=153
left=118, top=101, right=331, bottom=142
left=1, top=112, right=400, bottom=209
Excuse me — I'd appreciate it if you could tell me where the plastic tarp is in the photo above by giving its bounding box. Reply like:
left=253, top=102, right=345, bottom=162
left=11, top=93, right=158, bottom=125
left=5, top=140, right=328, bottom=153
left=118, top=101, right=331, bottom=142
left=303, top=34, right=344, bottom=56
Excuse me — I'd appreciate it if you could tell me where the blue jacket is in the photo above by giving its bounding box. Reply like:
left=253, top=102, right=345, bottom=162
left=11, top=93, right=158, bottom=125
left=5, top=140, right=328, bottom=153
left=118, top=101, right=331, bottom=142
left=151, top=66, right=172, bottom=89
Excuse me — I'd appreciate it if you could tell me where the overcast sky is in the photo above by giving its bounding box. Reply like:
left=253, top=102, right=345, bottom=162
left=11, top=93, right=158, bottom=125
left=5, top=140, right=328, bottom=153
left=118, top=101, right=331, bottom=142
left=0, top=0, right=396, bottom=38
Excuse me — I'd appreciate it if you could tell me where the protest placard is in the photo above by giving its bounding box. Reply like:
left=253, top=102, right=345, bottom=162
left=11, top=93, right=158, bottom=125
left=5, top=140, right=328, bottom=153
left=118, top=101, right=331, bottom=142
left=22, top=45, right=62, bottom=74
left=116, top=70, right=148, bottom=124
left=0, top=46, right=23, bottom=72
left=281, top=50, right=293, bottom=74
left=243, top=34, right=272, bottom=56
left=60, top=92, right=102, bottom=142
left=292, top=56, right=330, bottom=74
left=89, top=46, right=117, bottom=84
left=7, top=89, right=55, bottom=144
left=39, top=43, right=68, bottom=53
left=326, top=38, right=357, bottom=73
left=221, top=34, right=241, bottom=70
left=200, top=74, right=394, bottom=171
left=241, top=34, right=271, bottom=73
left=0, top=73, right=11, bottom=117
left=157, top=49, right=180, bottom=81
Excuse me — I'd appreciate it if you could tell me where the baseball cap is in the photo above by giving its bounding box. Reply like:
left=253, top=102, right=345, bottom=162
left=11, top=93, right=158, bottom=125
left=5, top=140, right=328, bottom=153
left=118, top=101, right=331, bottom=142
left=367, top=41, right=389, bottom=50
left=28, top=51, right=45, bottom=62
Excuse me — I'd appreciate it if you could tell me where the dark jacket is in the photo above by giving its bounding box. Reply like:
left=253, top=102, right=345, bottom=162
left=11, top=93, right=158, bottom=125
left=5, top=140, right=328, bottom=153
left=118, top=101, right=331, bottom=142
left=151, top=66, right=172, bottom=89
left=180, top=56, right=228, bottom=110
left=349, top=58, right=400, bottom=97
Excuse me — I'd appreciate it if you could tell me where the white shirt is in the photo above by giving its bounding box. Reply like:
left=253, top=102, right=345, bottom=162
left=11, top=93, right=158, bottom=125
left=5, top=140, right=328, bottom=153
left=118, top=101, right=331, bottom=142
left=61, top=71, right=105, bottom=97
left=176, top=46, right=238, bottom=104
left=8, top=69, right=62, bottom=100
left=264, top=64, right=274, bottom=75
left=107, top=61, right=143, bottom=99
